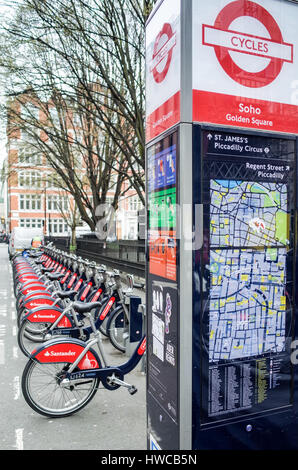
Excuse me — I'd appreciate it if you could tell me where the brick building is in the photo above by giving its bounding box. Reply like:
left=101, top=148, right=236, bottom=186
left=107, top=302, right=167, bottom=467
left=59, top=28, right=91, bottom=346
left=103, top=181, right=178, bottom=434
left=6, top=99, right=71, bottom=235
left=6, top=96, right=143, bottom=239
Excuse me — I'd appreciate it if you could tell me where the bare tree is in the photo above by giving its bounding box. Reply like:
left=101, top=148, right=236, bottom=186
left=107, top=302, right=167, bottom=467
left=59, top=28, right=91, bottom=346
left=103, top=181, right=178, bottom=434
left=54, top=193, right=81, bottom=250
left=6, top=87, right=129, bottom=232
left=1, top=0, right=155, bottom=205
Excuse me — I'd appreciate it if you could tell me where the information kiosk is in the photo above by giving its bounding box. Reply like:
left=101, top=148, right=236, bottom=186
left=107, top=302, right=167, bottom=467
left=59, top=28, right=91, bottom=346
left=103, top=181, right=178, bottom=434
left=145, top=0, right=298, bottom=450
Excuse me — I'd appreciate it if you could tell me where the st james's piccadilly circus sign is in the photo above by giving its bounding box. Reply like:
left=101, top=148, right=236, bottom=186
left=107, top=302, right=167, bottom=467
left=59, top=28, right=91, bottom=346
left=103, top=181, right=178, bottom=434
left=193, top=0, right=298, bottom=134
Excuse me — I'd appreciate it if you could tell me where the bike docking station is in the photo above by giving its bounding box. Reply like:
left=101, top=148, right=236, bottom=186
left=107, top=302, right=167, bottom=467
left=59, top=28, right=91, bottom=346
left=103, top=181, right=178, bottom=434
left=122, top=273, right=146, bottom=369
left=145, top=0, right=298, bottom=451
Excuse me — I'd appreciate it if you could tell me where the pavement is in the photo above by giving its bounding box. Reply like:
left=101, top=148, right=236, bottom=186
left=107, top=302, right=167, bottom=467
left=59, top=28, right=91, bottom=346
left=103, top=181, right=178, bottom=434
left=0, top=243, right=147, bottom=451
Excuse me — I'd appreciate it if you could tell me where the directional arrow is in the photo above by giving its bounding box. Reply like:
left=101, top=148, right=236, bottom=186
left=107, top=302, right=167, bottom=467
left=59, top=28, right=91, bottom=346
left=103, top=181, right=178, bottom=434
left=207, top=134, right=213, bottom=141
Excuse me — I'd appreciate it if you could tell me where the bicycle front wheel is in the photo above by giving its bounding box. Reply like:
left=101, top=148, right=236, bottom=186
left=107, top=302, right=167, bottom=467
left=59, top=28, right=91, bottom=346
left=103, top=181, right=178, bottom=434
left=22, top=359, right=100, bottom=418
left=106, top=307, right=128, bottom=353
left=18, top=319, right=72, bottom=358
left=18, top=319, right=49, bottom=357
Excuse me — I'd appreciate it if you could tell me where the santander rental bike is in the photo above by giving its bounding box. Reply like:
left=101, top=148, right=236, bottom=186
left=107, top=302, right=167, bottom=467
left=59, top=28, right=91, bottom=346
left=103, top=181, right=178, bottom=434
left=21, top=300, right=146, bottom=418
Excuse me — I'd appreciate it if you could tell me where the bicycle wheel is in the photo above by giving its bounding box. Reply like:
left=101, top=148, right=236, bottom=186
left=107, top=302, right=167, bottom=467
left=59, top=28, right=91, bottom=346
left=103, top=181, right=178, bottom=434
left=17, top=306, right=29, bottom=328
left=106, top=307, right=128, bottom=353
left=18, top=319, right=51, bottom=357
left=17, top=306, right=51, bottom=332
left=22, top=359, right=100, bottom=418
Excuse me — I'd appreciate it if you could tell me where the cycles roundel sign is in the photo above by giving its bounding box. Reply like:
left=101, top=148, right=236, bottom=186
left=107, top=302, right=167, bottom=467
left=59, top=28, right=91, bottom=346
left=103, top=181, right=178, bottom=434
left=150, top=22, right=177, bottom=84
left=202, top=0, right=294, bottom=88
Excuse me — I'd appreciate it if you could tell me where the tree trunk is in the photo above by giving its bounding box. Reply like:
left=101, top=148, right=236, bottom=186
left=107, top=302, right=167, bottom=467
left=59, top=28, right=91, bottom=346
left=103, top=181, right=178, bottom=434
left=70, top=226, right=77, bottom=252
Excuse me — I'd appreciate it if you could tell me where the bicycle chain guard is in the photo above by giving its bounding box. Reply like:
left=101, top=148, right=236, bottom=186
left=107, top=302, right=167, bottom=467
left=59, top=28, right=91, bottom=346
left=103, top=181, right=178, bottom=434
left=100, top=368, right=124, bottom=391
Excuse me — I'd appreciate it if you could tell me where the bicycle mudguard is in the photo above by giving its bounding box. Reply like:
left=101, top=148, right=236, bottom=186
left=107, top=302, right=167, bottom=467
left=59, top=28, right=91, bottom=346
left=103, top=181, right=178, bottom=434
left=24, top=306, right=72, bottom=327
left=16, top=271, right=36, bottom=279
left=17, top=290, right=52, bottom=309
left=31, top=338, right=101, bottom=370
left=21, top=290, right=53, bottom=303
left=20, top=284, right=48, bottom=296
left=18, top=275, right=39, bottom=284
left=23, top=296, right=58, bottom=310
left=16, top=266, right=36, bottom=272
left=18, top=276, right=43, bottom=284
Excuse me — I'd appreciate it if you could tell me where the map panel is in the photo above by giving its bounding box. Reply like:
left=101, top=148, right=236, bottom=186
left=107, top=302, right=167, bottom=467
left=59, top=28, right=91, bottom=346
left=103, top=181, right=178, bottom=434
left=209, top=248, right=287, bottom=362
left=200, top=131, right=295, bottom=426
left=208, top=179, right=289, bottom=363
left=210, top=180, right=289, bottom=248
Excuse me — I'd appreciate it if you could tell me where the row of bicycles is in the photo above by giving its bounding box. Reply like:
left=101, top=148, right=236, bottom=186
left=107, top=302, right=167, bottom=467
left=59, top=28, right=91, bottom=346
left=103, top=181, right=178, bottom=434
left=12, top=243, right=146, bottom=418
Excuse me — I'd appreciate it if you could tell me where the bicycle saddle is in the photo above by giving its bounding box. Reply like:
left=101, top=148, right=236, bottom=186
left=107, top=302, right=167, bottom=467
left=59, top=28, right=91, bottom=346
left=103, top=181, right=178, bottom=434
left=48, top=273, right=64, bottom=281
left=72, top=301, right=102, bottom=314
left=56, top=290, right=78, bottom=299
left=41, top=267, right=54, bottom=274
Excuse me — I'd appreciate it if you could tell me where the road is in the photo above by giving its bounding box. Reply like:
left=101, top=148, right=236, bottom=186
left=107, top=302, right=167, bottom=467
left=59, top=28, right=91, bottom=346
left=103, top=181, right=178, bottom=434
left=0, top=244, right=147, bottom=451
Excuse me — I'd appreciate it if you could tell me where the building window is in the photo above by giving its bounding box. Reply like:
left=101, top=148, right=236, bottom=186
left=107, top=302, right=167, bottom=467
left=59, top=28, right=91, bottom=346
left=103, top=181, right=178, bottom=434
left=128, top=196, right=142, bottom=212
left=47, top=195, right=68, bottom=212
left=19, top=147, right=42, bottom=166
left=19, top=171, right=42, bottom=188
left=46, top=173, right=60, bottom=189
left=20, top=194, right=42, bottom=211
left=21, top=104, right=39, bottom=121
left=48, top=107, right=61, bottom=125
left=19, top=218, right=43, bottom=229
left=48, top=218, right=68, bottom=234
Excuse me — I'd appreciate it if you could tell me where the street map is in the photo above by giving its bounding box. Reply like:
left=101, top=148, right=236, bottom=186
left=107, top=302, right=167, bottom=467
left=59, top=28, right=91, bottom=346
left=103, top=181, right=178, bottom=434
left=208, top=180, right=289, bottom=362
left=210, top=180, right=289, bottom=248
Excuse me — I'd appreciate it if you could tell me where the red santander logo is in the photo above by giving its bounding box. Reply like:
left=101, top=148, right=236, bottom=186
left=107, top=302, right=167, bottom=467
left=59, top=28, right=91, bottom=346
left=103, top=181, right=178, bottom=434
left=150, top=23, right=176, bottom=84
left=202, top=0, right=293, bottom=88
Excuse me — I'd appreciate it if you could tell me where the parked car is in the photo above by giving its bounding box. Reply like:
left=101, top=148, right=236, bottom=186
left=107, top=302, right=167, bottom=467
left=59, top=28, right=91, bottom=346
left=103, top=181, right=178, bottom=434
left=0, top=233, right=9, bottom=244
left=8, top=227, right=44, bottom=258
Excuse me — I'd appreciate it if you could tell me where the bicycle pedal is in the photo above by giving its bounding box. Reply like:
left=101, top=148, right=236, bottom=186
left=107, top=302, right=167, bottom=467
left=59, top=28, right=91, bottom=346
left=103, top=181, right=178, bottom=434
left=128, top=386, right=137, bottom=395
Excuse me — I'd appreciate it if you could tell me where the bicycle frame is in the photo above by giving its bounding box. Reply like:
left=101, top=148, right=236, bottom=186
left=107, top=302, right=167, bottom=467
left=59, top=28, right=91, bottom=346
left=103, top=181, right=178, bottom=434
left=21, top=273, right=125, bottom=337
left=22, top=277, right=109, bottom=324
left=30, top=332, right=146, bottom=391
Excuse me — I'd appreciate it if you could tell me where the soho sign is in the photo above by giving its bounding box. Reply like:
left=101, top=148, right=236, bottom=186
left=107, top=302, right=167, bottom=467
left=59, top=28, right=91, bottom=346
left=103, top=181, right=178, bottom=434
left=202, top=0, right=294, bottom=88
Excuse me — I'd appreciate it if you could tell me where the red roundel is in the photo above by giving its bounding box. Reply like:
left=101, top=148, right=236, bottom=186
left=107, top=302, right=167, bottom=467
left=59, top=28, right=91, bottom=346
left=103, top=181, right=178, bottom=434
left=211, top=0, right=287, bottom=88
left=152, top=23, right=175, bottom=84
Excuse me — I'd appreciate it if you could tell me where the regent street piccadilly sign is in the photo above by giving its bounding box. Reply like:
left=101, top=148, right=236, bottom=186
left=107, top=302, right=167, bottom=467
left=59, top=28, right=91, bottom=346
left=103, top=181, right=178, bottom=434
left=193, top=0, right=298, bottom=134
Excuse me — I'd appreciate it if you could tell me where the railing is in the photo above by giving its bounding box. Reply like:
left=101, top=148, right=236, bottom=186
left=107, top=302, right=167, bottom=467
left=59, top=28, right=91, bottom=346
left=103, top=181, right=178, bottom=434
left=45, top=235, right=145, bottom=277
left=45, top=236, right=70, bottom=250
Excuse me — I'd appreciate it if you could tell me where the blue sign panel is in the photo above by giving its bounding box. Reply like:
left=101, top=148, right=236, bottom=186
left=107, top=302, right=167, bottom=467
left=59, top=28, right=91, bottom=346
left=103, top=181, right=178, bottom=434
left=148, top=144, right=176, bottom=193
